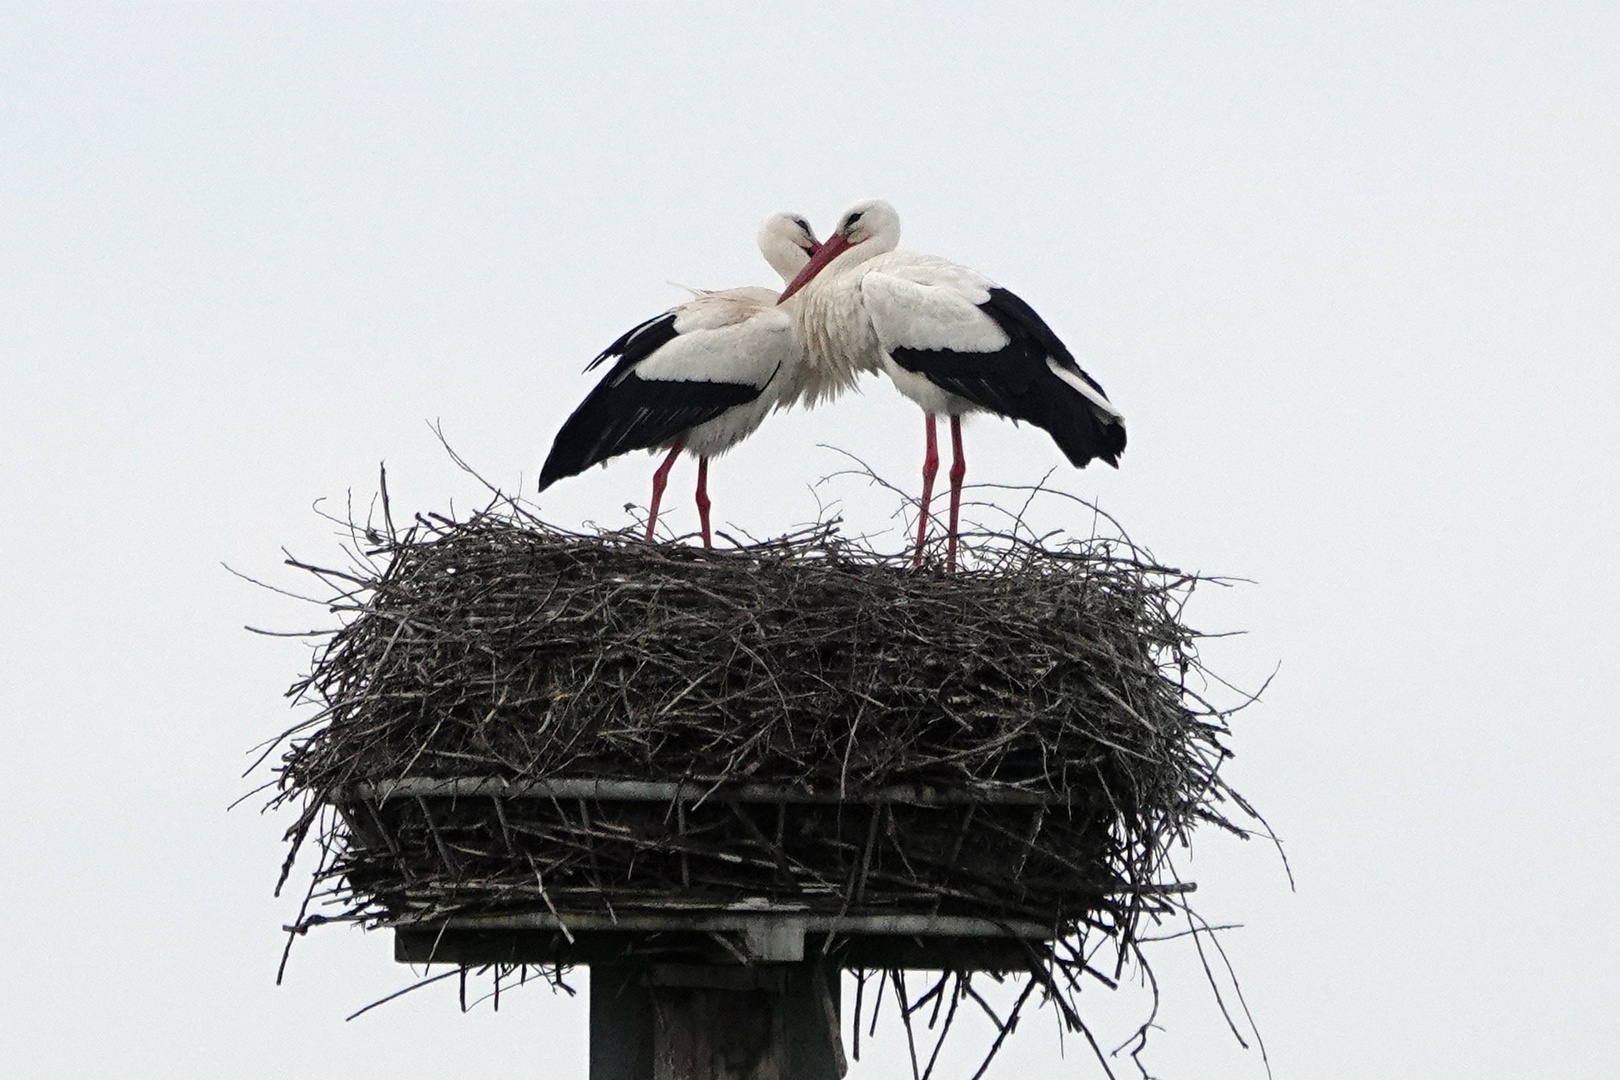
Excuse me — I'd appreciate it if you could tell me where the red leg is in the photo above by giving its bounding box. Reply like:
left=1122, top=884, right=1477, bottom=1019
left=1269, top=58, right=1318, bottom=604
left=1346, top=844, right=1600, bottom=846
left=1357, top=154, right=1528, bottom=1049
left=946, top=415, right=966, bottom=573
left=695, top=456, right=712, bottom=549
left=914, top=413, right=939, bottom=568
left=646, top=441, right=683, bottom=543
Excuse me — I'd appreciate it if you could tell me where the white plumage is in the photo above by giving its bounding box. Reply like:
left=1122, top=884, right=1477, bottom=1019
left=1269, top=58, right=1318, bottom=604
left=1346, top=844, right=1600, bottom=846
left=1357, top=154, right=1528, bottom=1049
left=539, top=212, right=820, bottom=546
left=779, top=199, right=1127, bottom=570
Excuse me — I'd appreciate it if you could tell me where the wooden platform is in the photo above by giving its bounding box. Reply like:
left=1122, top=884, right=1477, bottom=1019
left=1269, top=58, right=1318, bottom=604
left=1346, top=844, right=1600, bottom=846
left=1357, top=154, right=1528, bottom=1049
left=393, top=909, right=1054, bottom=1079
left=354, top=780, right=1094, bottom=1078
left=395, top=907, right=1050, bottom=971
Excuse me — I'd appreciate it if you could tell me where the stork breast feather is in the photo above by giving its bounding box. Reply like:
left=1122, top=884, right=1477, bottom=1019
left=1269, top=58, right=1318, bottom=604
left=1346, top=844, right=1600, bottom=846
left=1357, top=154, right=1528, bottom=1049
left=862, top=272, right=1009, bottom=356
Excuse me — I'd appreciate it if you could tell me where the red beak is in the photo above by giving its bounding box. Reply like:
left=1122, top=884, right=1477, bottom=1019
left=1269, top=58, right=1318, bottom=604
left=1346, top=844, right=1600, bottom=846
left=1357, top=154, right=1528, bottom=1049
left=778, top=233, right=852, bottom=304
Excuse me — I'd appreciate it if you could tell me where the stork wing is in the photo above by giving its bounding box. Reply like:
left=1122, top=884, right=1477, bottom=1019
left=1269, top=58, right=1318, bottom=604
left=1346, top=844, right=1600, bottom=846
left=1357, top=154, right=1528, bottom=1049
left=540, top=296, right=793, bottom=490
left=584, top=310, right=681, bottom=373
left=861, top=265, right=1127, bottom=468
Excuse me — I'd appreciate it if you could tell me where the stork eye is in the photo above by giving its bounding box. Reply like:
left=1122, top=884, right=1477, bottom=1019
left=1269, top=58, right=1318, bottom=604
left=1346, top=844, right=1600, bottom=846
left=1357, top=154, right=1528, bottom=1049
left=794, top=217, right=810, bottom=232
left=846, top=211, right=864, bottom=228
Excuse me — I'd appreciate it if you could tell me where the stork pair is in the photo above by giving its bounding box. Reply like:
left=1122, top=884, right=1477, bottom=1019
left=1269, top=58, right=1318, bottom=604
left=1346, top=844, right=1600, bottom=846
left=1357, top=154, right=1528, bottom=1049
left=538, top=200, right=1127, bottom=571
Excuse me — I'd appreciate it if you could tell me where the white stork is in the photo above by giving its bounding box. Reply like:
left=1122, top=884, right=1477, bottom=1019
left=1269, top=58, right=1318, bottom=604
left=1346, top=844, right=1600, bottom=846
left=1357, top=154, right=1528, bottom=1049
left=539, top=213, right=821, bottom=546
left=778, top=199, right=1126, bottom=571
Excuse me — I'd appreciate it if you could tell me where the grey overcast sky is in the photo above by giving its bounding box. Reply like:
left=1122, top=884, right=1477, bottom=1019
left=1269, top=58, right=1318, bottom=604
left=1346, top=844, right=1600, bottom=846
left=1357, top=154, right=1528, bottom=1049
left=2, top=3, right=1617, bottom=1078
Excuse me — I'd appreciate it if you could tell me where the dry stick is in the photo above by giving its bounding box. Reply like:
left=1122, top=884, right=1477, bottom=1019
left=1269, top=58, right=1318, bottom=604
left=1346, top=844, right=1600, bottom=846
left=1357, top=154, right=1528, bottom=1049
left=919, top=973, right=962, bottom=1080
left=273, top=807, right=316, bottom=898
left=1185, top=905, right=1273, bottom=1080
left=492, top=794, right=517, bottom=856
left=1071, top=1011, right=1121, bottom=1080
left=378, top=462, right=396, bottom=542
left=727, top=800, right=792, bottom=884
left=920, top=972, right=949, bottom=1028
left=461, top=964, right=534, bottom=1013
left=965, top=979, right=1037, bottom=1080
left=851, top=969, right=866, bottom=1062
left=1018, top=941, right=1124, bottom=1080
left=704, top=931, right=751, bottom=966
left=851, top=806, right=882, bottom=904
left=344, top=967, right=462, bottom=1022
left=415, top=796, right=458, bottom=874
left=893, top=970, right=922, bottom=1080
left=1113, top=943, right=1162, bottom=1073
left=524, top=854, right=573, bottom=945
left=1016, top=939, right=1084, bottom=1032
left=275, top=810, right=329, bottom=984
left=883, top=804, right=920, bottom=882
left=1015, top=803, right=1047, bottom=879
left=867, top=970, right=887, bottom=1040
left=960, top=980, right=1004, bottom=1030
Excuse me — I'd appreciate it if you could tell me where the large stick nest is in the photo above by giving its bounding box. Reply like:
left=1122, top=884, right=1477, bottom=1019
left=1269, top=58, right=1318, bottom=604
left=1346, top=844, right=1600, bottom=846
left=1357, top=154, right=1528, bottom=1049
left=267, top=490, right=1257, bottom=951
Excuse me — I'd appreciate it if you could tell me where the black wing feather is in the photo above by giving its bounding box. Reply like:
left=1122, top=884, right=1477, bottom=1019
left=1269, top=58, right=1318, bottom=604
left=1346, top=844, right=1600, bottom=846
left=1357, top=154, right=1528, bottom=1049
left=888, top=287, right=1127, bottom=468
left=585, top=311, right=681, bottom=373
left=539, top=315, right=764, bottom=490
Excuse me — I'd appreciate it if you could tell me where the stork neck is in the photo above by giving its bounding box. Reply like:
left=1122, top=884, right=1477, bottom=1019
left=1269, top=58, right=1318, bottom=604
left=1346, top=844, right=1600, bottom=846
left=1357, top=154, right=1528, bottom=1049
left=788, top=268, right=883, bottom=404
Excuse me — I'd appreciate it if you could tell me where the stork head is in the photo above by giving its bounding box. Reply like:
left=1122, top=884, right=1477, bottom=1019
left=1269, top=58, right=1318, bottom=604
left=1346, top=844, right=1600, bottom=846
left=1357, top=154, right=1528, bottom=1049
left=778, top=199, right=901, bottom=303
left=757, top=212, right=822, bottom=284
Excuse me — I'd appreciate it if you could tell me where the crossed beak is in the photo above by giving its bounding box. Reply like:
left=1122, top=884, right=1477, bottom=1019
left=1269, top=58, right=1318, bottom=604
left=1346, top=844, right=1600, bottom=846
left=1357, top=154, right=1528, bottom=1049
left=778, top=233, right=853, bottom=304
